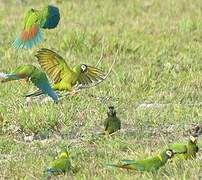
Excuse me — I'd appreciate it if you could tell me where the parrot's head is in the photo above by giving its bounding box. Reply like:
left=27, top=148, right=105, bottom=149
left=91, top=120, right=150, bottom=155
left=74, top=64, right=88, bottom=74
left=189, top=135, right=197, bottom=143
left=80, top=64, right=88, bottom=73
left=163, top=149, right=174, bottom=159
left=107, top=106, right=116, bottom=117
left=59, top=150, right=71, bottom=159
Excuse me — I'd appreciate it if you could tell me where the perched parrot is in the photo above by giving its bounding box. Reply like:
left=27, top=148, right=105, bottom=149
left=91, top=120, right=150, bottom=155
left=170, top=135, right=199, bottom=159
left=13, top=5, right=60, bottom=49
left=0, top=65, right=59, bottom=103
left=104, top=106, right=121, bottom=134
left=26, top=48, right=111, bottom=97
left=106, top=149, right=174, bottom=172
left=46, top=149, right=72, bottom=175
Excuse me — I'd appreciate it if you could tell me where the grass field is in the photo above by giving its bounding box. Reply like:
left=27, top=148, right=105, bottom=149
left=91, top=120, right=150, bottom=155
left=0, top=0, right=202, bottom=179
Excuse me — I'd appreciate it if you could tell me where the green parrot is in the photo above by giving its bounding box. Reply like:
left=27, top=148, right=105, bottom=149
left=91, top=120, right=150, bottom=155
left=13, top=5, right=60, bottom=49
left=26, top=48, right=112, bottom=97
left=170, top=135, right=199, bottom=159
left=0, top=65, right=58, bottom=103
left=46, top=149, right=72, bottom=175
left=104, top=106, right=121, bottom=134
left=106, top=149, right=174, bottom=172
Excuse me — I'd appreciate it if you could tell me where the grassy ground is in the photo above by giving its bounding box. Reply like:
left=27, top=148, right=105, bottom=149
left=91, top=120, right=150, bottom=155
left=0, top=0, right=202, bottom=179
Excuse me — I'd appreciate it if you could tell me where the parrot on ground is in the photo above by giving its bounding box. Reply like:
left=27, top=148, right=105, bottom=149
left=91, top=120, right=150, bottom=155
left=106, top=149, right=174, bottom=172
left=104, top=106, right=121, bottom=135
left=170, top=135, right=199, bottom=159
left=13, top=5, right=60, bottom=49
left=46, top=149, right=72, bottom=175
left=26, top=48, right=114, bottom=98
left=0, top=65, right=59, bottom=103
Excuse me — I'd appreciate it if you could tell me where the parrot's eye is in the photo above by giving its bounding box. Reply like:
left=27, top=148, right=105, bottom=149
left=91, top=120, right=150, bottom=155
left=108, top=106, right=116, bottom=116
left=190, top=135, right=196, bottom=143
left=81, top=65, right=87, bottom=72
left=108, top=106, right=114, bottom=111
left=166, top=150, right=173, bottom=157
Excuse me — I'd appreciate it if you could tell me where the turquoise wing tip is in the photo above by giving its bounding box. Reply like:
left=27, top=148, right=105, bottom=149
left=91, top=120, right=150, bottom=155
left=12, top=30, right=43, bottom=49
left=0, top=73, right=7, bottom=78
left=46, top=167, right=65, bottom=175
left=121, top=159, right=135, bottom=164
left=42, top=5, right=60, bottom=29
left=105, top=163, right=118, bottom=168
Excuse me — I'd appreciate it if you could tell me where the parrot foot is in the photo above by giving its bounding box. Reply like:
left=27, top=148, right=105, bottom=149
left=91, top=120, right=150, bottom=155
left=24, top=97, right=32, bottom=107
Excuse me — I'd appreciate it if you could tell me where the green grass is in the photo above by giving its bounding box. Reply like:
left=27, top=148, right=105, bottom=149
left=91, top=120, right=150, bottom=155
left=0, top=0, right=202, bottom=179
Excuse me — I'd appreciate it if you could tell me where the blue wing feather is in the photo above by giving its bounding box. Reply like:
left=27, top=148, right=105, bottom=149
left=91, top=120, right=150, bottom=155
left=12, top=30, right=43, bottom=49
left=42, top=5, right=60, bottom=29
left=0, top=73, right=23, bottom=81
left=34, top=82, right=59, bottom=103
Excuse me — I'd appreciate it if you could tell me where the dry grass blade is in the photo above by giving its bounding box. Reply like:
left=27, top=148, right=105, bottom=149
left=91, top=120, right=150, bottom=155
left=95, top=38, right=105, bottom=67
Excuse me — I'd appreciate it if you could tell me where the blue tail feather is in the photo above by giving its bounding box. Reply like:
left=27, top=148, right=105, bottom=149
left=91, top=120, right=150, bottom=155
left=121, top=160, right=136, bottom=164
left=12, top=30, right=43, bottom=49
left=36, top=82, right=59, bottom=103
left=42, top=5, right=60, bottom=29
left=0, top=73, right=23, bottom=83
left=0, top=73, right=22, bottom=81
left=105, top=163, right=119, bottom=168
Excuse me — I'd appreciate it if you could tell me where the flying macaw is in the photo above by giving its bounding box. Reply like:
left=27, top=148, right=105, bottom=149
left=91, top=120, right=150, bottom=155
left=106, top=149, right=174, bottom=171
left=104, top=106, right=121, bottom=134
left=46, top=149, right=72, bottom=175
left=0, top=65, right=58, bottom=103
left=170, top=135, right=199, bottom=159
left=26, top=48, right=114, bottom=98
left=13, top=5, right=60, bottom=49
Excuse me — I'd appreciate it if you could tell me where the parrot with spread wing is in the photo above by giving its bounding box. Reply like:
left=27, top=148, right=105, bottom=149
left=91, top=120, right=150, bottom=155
left=13, top=5, right=60, bottom=49
left=0, top=65, right=58, bottom=103
left=46, top=149, right=72, bottom=175
left=170, top=135, right=199, bottom=159
left=26, top=48, right=115, bottom=98
left=104, top=106, right=121, bottom=134
left=106, top=149, right=175, bottom=171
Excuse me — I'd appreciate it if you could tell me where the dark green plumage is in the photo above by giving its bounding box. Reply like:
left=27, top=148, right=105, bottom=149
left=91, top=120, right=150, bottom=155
left=104, top=106, right=121, bottom=134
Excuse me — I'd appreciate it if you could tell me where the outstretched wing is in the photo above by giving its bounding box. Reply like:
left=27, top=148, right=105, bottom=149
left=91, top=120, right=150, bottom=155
left=77, top=65, right=106, bottom=88
left=41, top=5, right=60, bottom=29
left=31, top=80, right=59, bottom=103
left=74, top=50, right=117, bottom=91
left=35, top=48, right=73, bottom=83
left=13, top=9, right=43, bottom=49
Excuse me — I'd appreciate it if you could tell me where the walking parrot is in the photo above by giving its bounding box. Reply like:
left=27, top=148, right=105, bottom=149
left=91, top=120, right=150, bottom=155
left=13, top=5, right=60, bottom=49
left=106, top=149, right=175, bottom=172
left=46, top=149, right=72, bottom=175
left=170, top=135, right=199, bottom=159
left=0, top=65, right=59, bottom=103
left=104, top=106, right=121, bottom=134
left=26, top=48, right=114, bottom=98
